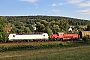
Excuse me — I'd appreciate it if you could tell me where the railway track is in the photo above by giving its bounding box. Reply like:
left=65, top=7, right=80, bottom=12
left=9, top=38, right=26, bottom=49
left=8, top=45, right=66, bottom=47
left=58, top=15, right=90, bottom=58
left=0, top=40, right=83, bottom=45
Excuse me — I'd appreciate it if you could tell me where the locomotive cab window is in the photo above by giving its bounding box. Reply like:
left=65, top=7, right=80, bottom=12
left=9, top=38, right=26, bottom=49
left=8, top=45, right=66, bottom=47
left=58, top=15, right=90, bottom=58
left=13, top=35, right=15, bottom=37
left=43, top=35, right=45, bottom=36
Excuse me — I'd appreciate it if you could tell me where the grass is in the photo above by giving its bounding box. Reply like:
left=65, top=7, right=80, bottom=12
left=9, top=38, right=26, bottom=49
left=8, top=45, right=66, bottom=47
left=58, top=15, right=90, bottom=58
left=0, top=46, right=90, bottom=60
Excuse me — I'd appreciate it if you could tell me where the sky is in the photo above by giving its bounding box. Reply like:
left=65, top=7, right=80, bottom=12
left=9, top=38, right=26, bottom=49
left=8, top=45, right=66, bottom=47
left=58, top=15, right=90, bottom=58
left=0, top=0, right=90, bottom=20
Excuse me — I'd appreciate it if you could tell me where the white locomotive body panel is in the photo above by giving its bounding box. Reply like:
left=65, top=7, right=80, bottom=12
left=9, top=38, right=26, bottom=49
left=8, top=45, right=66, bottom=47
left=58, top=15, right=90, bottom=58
left=8, top=33, right=48, bottom=41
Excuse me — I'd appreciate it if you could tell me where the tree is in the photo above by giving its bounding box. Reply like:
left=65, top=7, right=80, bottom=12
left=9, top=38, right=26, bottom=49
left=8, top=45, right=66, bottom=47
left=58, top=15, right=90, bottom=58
left=10, top=27, right=17, bottom=33
left=0, top=24, right=8, bottom=42
left=0, top=31, right=8, bottom=42
left=0, top=18, right=5, bottom=26
left=52, top=24, right=60, bottom=33
left=86, top=24, right=90, bottom=31
left=45, top=27, right=53, bottom=36
left=25, top=24, right=34, bottom=32
left=50, top=20, right=55, bottom=26
left=40, top=20, right=48, bottom=26
left=57, top=19, right=69, bottom=32
left=36, top=22, right=45, bottom=32
left=24, top=27, right=31, bottom=33
left=15, top=22, right=24, bottom=26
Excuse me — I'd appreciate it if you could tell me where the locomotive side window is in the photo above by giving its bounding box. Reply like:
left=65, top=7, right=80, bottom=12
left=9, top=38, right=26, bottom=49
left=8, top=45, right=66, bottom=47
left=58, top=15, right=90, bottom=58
left=13, top=35, right=15, bottom=37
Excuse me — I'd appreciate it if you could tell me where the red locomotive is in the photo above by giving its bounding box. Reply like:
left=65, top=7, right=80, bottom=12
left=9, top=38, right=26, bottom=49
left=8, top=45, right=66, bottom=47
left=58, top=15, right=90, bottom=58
left=51, top=32, right=79, bottom=40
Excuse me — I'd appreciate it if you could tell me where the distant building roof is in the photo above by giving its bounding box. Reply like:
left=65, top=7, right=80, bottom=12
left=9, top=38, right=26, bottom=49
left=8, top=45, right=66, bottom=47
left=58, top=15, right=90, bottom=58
left=4, top=28, right=11, bottom=33
left=68, top=27, right=72, bottom=31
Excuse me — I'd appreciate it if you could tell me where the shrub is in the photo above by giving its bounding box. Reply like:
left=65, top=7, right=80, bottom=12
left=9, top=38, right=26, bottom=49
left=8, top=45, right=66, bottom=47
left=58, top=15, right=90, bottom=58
left=0, top=41, right=90, bottom=52
left=82, top=36, right=90, bottom=43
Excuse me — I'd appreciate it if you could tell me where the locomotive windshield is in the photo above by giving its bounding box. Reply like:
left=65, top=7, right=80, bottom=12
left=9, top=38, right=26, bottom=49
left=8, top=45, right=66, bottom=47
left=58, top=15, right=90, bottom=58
left=43, top=35, right=45, bottom=36
left=13, top=35, right=15, bottom=37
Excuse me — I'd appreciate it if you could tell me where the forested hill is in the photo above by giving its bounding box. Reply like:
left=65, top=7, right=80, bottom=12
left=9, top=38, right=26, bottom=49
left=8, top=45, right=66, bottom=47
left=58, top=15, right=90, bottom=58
left=1, top=16, right=90, bottom=26
left=0, top=16, right=90, bottom=42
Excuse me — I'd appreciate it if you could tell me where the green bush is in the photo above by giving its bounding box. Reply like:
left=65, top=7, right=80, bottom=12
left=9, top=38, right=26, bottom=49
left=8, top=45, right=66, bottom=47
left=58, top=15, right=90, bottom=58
left=82, top=36, right=90, bottom=43
left=0, top=41, right=90, bottom=52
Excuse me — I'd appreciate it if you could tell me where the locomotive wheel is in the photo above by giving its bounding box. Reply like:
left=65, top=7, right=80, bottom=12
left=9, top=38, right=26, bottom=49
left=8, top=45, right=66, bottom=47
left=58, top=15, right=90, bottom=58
left=60, top=38, right=63, bottom=41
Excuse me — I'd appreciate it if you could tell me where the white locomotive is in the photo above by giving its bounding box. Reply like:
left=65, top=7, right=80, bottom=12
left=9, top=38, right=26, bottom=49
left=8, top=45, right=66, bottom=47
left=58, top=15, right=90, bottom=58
left=8, top=33, right=49, bottom=41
